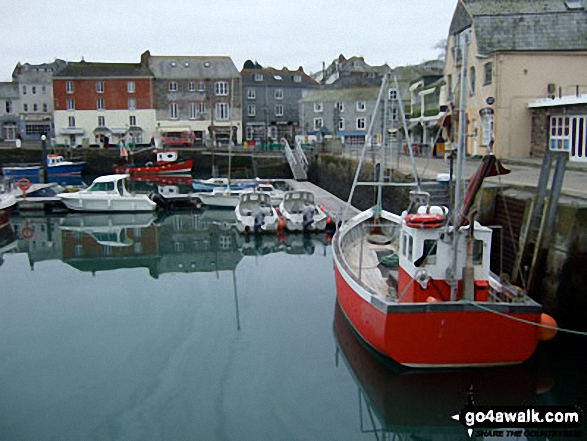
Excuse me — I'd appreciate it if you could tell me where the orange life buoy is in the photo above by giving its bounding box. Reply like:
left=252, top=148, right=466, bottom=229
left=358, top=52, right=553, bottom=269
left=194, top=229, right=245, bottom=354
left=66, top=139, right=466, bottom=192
left=21, top=226, right=34, bottom=240
left=405, top=213, right=445, bottom=229
left=17, top=178, right=32, bottom=193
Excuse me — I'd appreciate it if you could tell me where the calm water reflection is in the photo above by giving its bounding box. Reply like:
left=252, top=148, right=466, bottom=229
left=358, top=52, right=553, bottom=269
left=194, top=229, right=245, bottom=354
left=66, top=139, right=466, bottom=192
left=0, top=210, right=585, bottom=441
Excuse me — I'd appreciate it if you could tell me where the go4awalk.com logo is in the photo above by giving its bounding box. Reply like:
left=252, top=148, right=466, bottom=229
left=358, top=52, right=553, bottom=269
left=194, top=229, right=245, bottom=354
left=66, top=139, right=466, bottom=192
left=451, top=405, right=584, bottom=438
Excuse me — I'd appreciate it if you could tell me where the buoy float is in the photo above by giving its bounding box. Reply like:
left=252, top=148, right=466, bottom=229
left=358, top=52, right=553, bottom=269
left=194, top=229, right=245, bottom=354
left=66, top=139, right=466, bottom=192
left=277, top=218, right=286, bottom=231
left=538, top=313, right=558, bottom=341
left=17, top=178, right=32, bottom=197
left=21, top=226, right=34, bottom=240
left=405, top=213, right=445, bottom=229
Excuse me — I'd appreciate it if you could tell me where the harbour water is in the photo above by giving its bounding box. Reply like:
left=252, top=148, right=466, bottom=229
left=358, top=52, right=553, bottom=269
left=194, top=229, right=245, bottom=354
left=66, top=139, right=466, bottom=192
left=0, top=209, right=585, bottom=440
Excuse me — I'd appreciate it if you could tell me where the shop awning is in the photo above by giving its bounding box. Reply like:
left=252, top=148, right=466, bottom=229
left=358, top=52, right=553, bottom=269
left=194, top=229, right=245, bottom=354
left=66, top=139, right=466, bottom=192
left=59, top=128, right=85, bottom=135
left=128, top=126, right=143, bottom=134
left=93, top=126, right=111, bottom=135
left=159, top=127, right=191, bottom=134
left=110, top=127, right=127, bottom=135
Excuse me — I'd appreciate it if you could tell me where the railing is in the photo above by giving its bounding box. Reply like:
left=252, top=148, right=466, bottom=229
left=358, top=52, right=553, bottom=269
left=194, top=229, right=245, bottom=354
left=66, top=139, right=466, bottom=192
left=282, top=138, right=307, bottom=181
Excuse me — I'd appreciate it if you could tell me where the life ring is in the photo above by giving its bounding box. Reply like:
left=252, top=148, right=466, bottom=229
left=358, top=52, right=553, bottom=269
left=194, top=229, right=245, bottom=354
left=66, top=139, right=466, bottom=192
left=17, top=178, right=32, bottom=193
left=21, top=226, right=34, bottom=240
left=405, top=213, right=445, bottom=229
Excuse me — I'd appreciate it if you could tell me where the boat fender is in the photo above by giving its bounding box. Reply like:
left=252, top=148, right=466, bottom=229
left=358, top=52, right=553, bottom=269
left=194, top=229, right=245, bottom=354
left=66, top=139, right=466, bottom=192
left=21, top=226, right=34, bottom=240
left=538, top=313, right=558, bottom=341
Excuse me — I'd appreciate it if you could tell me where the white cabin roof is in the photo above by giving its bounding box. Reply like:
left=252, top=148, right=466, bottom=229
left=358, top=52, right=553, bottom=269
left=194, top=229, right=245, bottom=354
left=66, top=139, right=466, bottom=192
left=93, top=174, right=130, bottom=183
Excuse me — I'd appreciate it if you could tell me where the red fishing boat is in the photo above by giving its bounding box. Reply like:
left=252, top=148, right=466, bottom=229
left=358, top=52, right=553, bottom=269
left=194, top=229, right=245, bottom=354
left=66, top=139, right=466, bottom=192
left=114, top=150, right=193, bottom=175
left=333, top=70, right=556, bottom=369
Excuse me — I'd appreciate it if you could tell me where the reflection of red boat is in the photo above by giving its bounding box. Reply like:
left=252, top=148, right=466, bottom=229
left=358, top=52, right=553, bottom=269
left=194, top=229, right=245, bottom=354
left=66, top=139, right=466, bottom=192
left=114, top=150, right=193, bottom=175
left=129, top=174, right=193, bottom=186
left=333, top=303, right=552, bottom=437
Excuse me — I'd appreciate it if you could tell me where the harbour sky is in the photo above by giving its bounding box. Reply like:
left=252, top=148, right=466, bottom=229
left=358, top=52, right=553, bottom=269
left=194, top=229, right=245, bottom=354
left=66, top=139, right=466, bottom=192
left=2, top=0, right=457, bottom=81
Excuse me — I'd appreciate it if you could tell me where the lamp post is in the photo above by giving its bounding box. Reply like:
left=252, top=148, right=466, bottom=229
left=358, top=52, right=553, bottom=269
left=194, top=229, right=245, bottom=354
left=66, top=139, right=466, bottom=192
left=41, top=135, right=48, bottom=183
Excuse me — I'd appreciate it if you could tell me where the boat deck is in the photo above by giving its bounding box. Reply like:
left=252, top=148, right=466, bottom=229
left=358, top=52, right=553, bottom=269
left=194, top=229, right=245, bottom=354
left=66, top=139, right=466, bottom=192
left=344, top=235, right=399, bottom=300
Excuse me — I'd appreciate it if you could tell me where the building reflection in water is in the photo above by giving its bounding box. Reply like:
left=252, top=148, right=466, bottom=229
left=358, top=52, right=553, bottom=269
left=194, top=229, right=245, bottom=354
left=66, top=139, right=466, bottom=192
left=8, top=209, right=330, bottom=277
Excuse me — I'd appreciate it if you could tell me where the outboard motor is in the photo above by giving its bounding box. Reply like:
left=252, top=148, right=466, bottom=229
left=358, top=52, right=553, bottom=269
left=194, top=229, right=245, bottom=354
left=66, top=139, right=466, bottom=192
left=149, top=191, right=170, bottom=209
left=303, top=204, right=315, bottom=232
left=254, top=208, right=266, bottom=235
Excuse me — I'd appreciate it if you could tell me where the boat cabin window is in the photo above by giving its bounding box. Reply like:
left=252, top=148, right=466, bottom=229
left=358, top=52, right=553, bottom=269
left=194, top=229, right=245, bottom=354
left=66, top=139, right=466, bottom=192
left=422, top=239, right=437, bottom=265
left=401, top=233, right=414, bottom=261
left=408, top=235, right=413, bottom=261
left=473, top=239, right=484, bottom=265
left=117, top=180, right=124, bottom=196
left=88, top=181, right=115, bottom=192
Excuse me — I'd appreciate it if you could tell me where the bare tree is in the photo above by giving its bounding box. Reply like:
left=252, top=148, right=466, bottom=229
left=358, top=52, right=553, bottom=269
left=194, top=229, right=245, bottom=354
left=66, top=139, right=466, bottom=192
left=433, top=39, right=448, bottom=61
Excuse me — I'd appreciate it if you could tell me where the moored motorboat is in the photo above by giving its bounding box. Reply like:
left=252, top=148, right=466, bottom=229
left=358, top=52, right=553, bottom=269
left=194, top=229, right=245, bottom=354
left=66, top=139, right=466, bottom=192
left=193, top=185, right=253, bottom=209
left=235, top=192, right=279, bottom=234
left=191, top=177, right=256, bottom=192
left=114, top=150, right=193, bottom=175
left=57, top=174, right=158, bottom=212
left=2, top=154, right=85, bottom=178
left=278, top=190, right=329, bottom=232
left=254, top=182, right=285, bottom=206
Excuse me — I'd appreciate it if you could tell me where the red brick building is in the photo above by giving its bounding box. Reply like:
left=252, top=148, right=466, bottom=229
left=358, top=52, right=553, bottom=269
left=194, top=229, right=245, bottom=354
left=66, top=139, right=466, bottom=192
left=53, top=61, right=156, bottom=147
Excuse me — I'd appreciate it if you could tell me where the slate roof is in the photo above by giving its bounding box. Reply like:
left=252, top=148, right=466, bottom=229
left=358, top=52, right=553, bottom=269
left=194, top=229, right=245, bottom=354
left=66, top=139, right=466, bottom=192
left=338, top=56, right=392, bottom=74
left=450, top=0, right=587, bottom=53
left=241, top=67, right=320, bottom=87
left=147, top=56, right=239, bottom=79
left=299, top=87, right=380, bottom=103
left=55, top=61, right=152, bottom=78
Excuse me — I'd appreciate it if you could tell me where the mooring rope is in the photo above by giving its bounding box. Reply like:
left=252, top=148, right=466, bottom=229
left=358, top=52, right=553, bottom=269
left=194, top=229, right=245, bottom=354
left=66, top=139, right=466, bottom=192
left=462, top=299, right=587, bottom=337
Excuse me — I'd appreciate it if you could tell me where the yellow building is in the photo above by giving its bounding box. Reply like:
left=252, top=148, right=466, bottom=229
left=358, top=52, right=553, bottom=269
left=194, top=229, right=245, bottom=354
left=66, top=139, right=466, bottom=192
left=445, top=0, right=587, bottom=158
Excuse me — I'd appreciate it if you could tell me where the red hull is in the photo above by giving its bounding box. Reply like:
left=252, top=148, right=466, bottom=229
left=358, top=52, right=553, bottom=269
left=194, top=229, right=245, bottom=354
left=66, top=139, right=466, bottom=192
left=334, top=263, right=541, bottom=368
left=114, top=158, right=194, bottom=175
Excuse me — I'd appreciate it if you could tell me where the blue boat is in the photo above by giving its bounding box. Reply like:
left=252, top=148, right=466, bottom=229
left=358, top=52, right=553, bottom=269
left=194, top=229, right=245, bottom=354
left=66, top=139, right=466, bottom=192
left=2, top=154, right=86, bottom=179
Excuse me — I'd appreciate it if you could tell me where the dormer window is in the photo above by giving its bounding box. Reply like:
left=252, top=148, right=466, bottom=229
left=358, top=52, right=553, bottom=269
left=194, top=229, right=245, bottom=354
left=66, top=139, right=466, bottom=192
left=254, top=73, right=263, bottom=82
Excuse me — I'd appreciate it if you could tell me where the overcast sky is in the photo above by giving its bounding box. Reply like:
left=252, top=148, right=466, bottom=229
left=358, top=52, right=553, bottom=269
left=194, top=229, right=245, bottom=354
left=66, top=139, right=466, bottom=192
left=2, top=0, right=457, bottom=81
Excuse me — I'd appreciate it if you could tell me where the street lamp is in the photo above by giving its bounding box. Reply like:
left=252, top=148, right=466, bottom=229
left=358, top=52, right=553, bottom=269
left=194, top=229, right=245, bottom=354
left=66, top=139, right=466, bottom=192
left=41, top=135, right=47, bottom=183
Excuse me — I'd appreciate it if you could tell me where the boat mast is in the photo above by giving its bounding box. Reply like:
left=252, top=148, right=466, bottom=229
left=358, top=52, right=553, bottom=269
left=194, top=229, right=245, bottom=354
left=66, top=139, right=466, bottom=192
left=376, top=78, right=389, bottom=213
left=227, top=77, right=235, bottom=188
left=342, top=75, right=388, bottom=223
left=450, top=30, right=470, bottom=301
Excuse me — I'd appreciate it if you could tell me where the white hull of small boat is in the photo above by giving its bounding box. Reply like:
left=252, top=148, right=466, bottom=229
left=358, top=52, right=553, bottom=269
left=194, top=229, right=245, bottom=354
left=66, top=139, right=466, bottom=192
left=58, top=174, right=157, bottom=212
left=235, top=192, right=279, bottom=234
left=279, top=190, right=328, bottom=232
